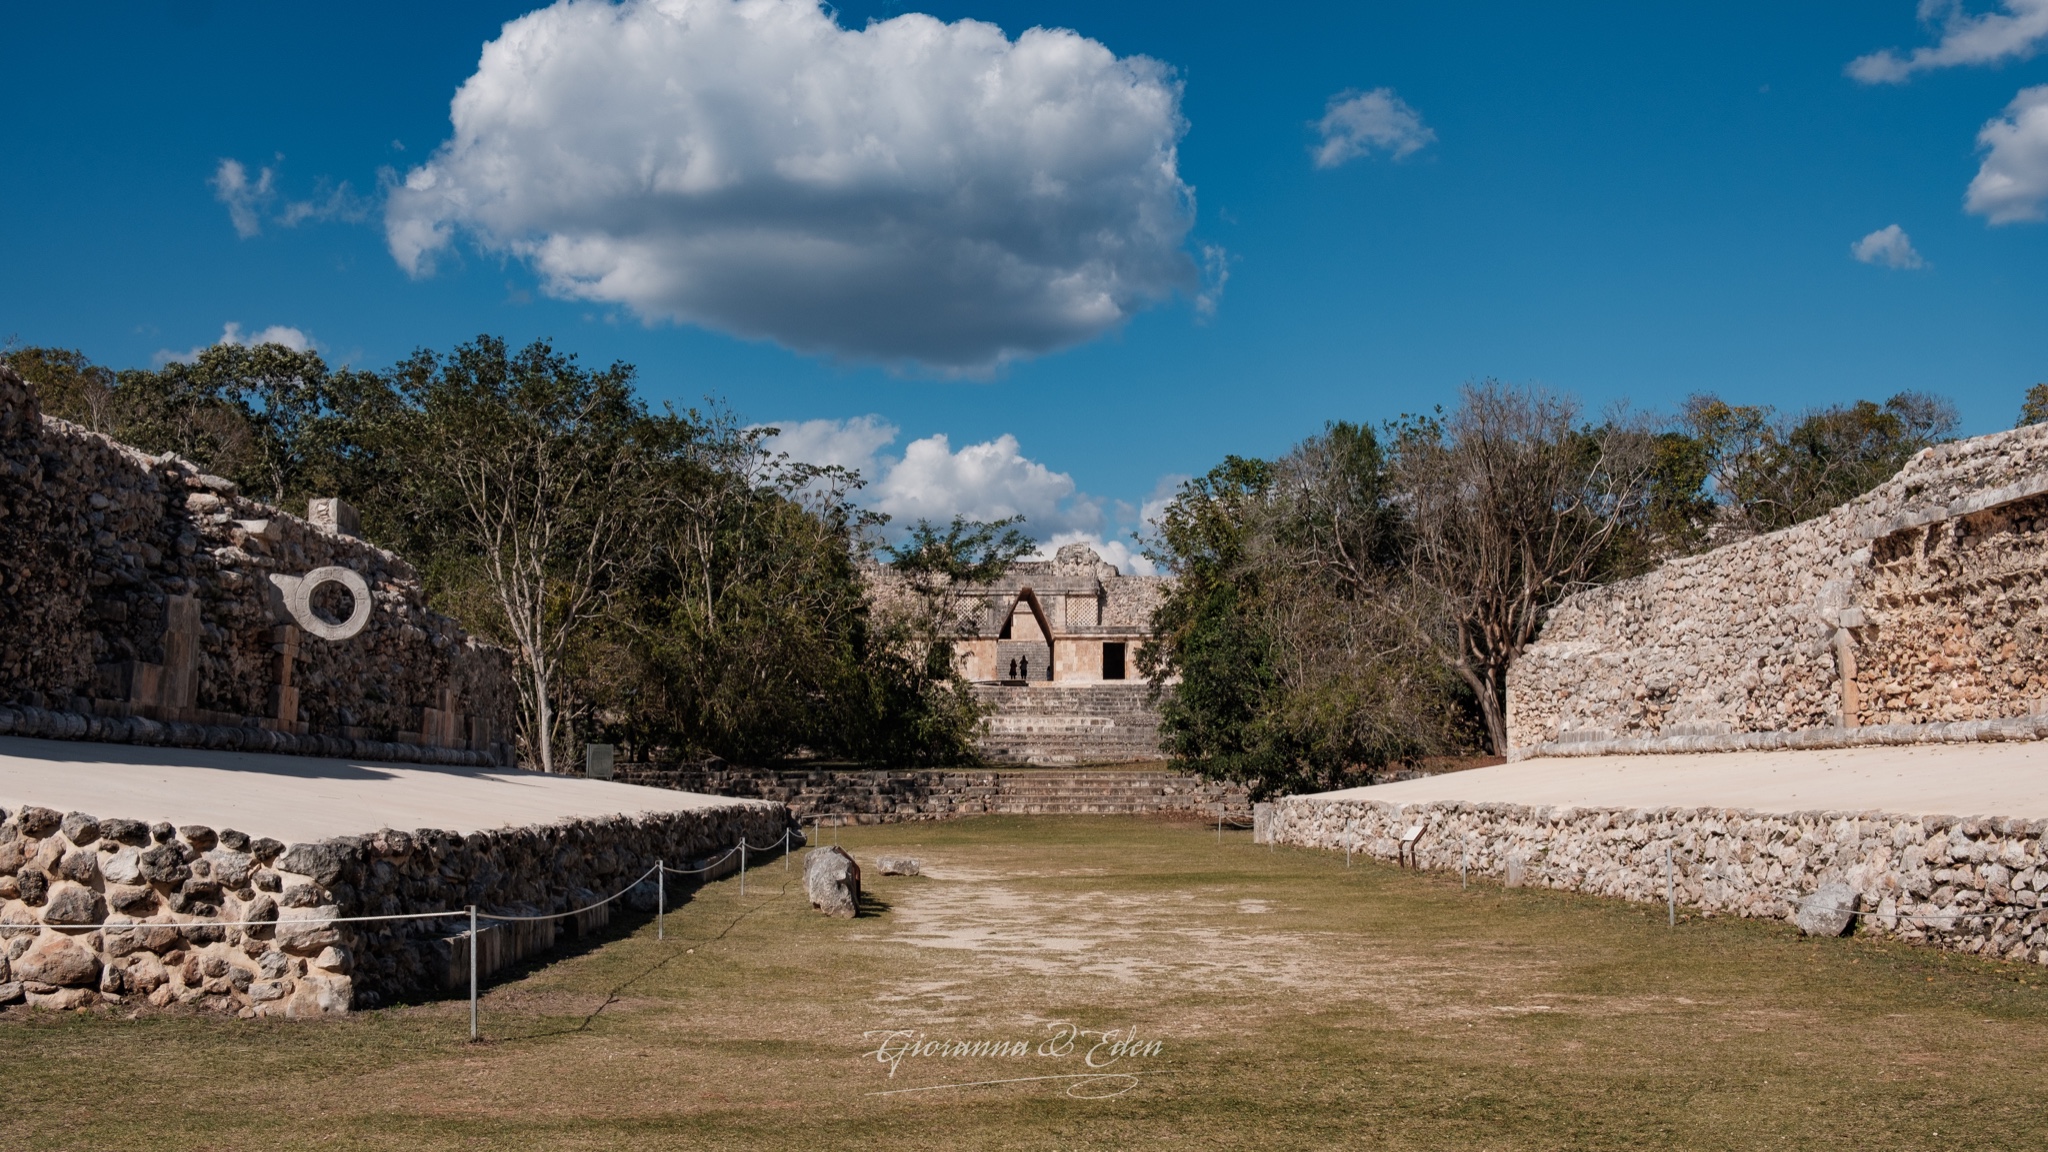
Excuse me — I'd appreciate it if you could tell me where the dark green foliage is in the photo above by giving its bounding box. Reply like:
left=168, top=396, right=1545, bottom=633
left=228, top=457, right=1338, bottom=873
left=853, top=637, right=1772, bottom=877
left=2018, top=384, right=2048, bottom=429
left=0, top=339, right=984, bottom=770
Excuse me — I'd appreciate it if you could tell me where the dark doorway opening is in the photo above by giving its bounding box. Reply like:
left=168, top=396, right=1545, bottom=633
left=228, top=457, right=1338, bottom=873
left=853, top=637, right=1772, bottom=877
left=1103, top=642, right=1127, bottom=680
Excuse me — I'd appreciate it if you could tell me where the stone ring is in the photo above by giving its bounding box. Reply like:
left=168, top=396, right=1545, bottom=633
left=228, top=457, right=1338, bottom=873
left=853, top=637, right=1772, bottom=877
left=271, top=566, right=373, bottom=640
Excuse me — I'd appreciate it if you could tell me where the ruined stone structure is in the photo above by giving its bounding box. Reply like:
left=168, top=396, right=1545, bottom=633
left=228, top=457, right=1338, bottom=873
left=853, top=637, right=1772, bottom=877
left=1268, top=796, right=2048, bottom=965
left=868, top=543, right=1171, bottom=764
left=1508, top=423, right=2048, bottom=759
left=614, top=762, right=1251, bottom=823
left=0, top=798, right=787, bottom=1014
left=0, top=366, right=515, bottom=765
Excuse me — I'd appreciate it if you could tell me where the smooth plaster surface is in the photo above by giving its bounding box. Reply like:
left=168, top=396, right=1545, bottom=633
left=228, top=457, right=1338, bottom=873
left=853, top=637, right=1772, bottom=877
left=0, top=736, right=762, bottom=842
left=1310, top=743, right=2048, bottom=819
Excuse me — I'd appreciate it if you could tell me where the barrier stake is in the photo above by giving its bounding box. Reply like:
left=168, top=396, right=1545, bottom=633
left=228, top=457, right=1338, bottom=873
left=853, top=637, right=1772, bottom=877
left=468, top=904, right=479, bottom=1042
left=784, top=828, right=791, bottom=871
left=740, top=841, right=748, bottom=899
left=1666, top=845, right=1675, bottom=927
left=1461, top=847, right=1469, bottom=889
left=657, top=859, right=665, bottom=942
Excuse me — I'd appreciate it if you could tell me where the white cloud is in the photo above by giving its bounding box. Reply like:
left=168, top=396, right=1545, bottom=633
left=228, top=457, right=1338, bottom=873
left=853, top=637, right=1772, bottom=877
left=385, top=0, right=1200, bottom=371
left=1850, top=224, right=1928, bottom=268
left=1312, top=87, right=1435, bottom=168
left=211, top=158, right=367, bottom=237
left=154, top=322, right=316, bottom=366
left=1026, top=531, right=1158, bottom=576
left=211, top=159, right=274, bottom=239
left=873, top=432, right=1103, bottom=534
left=766, top=417, right=1116, bottom=538
left=1968, top=84, right=2048, bottom=222
left=758, top=415, right=899, bottom=484
left=1849, top=0, right=2048, bottom=84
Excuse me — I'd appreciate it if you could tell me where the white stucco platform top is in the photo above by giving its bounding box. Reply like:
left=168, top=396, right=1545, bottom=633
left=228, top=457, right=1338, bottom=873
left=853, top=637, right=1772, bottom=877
left=1308, top=742, right=2048, bottom=820
left=0, top=736, right=764, bottom=842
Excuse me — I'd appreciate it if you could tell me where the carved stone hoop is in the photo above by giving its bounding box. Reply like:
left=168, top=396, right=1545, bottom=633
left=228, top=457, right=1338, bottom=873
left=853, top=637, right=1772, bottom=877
left=268, top=566, right=372, bottom=641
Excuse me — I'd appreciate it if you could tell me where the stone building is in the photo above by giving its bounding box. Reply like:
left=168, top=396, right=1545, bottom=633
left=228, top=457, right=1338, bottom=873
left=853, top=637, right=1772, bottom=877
left=869, top=543, right=1171, bottom=764
left=1506, top=421, right=2048, bottom=759
left=0, top=365, right=516, bottom=764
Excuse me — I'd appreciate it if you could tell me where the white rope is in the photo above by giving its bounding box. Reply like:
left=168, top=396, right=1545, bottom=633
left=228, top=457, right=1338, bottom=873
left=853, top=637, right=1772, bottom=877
left=662, top=847, right=741, bottom=876
left=476, top=864, right=662, bottom=923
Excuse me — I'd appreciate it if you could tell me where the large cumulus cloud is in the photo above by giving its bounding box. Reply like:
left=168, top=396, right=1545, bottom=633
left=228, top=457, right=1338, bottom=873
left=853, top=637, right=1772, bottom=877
left=387, top=0, right=1200, bottom=370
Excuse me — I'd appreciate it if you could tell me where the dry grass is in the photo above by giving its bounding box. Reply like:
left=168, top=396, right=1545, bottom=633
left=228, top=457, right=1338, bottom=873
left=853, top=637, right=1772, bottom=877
left=5, top=815, right=2046, bottom=1150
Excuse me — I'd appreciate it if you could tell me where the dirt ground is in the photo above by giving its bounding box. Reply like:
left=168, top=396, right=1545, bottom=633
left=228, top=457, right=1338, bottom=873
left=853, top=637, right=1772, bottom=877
left=4, top=816, right=2045, bottom=1150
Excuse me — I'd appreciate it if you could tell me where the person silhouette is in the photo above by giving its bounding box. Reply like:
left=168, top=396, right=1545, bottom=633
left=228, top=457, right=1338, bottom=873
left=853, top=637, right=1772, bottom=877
left=1008, top=658, right=1018, bottom=679
left=1020, top=655, right=1030, bottom=680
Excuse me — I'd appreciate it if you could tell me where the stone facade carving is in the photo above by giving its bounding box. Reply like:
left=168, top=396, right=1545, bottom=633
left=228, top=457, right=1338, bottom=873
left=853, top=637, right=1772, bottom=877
left=0, top=365, right=515, bottom=764
left=1507, top=423, right=2048, bottom=759
left=865, top=543, right=1171, bottom=763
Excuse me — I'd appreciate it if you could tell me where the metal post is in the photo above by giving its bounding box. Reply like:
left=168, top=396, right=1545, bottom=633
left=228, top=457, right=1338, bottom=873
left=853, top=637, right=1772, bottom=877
left=468, top=904, right=479, bottom=1042
left=740, top=841, right=747, bottom=899
left=784, top=828, right=791, bottom=871
left=657, top=860, right=665, bottom=942
left=1461, top=846, right=1469, bottom=889
left=1216, top=812, right=1222, bottom=844
left=1666, top=845, right=1676, bottom=927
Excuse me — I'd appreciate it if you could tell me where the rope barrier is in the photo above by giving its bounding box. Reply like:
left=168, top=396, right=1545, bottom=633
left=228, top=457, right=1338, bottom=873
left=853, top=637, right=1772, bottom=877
left=475, top=864, right=662, bottom=923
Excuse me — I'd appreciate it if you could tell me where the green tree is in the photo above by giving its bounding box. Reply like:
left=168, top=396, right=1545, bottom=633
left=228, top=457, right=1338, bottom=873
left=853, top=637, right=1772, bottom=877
left=2018, top=383, right=2048, bottom=429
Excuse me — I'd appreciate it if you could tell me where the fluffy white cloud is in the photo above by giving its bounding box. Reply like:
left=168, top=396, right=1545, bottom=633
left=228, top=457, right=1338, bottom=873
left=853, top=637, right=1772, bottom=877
left=873, top=432, right=1103, bottom=533
left=1026, top=531, right=1158, bottom=576
left=764, top=417, right=1121, bottom=538
left=154, top=322, right=316, bottom=366
left=210, top=159, right=366, bottom=238
left=1312, top=88, right=1435, bottom=168
left=1849, top=0, right=2048, bottom=84
left=386, top=0, right=1200, bottom=371
left=758, top=415, right=899, bottom=484
left=1968, top=85, right=2048, bottom=222
left=1850, top=224, right=1928, bottom=268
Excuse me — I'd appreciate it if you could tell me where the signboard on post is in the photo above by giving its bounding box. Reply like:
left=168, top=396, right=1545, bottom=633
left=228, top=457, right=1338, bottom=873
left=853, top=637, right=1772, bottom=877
left=585, top=743, right=615, bottom=781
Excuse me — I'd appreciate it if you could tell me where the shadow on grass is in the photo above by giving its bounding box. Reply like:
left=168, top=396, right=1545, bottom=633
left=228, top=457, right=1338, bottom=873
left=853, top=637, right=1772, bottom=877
left=485, top=873, right=801, bottom=1044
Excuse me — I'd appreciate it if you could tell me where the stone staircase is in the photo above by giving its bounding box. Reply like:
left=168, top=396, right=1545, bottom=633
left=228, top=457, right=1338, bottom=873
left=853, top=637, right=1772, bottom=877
left=970, top=683, right=1162, bottom=766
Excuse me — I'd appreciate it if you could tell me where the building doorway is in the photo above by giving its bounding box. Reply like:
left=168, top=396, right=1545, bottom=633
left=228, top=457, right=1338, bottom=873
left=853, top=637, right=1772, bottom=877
left=1103, top=642, right=1127, bottom=680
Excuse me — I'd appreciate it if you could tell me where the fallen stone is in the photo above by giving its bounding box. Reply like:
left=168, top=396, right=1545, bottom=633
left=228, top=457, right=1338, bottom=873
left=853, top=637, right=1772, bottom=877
left=15, top=932, right=102, bottom=987
left=876, top=856, right=921, bottom=876
left=0, top=981, right=20, bottom=1005
left=1795, top=882, right=1859, bottom=937
left=804, top=847, right=861, bottom=919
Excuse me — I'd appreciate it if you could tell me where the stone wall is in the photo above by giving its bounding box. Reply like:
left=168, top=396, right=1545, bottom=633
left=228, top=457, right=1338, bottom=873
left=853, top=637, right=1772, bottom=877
left=0, top=365, right=515, bottom=765
left=0, top=798, right=790, bottom=1014
left=1268, top=794, right=2048, bottom=964
left=613, top=763, right=1250, bottom=824
left=1508, top=423, right=2048, bottom=758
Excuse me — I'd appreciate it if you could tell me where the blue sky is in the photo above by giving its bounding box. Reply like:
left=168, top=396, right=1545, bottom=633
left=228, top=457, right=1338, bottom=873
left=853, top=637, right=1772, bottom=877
left=4, top=1, right=2046, bottom=570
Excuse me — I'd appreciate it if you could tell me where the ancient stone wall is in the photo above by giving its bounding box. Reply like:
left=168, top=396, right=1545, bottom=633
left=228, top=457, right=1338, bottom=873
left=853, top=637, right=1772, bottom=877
left=1508, top=423, right=2048, bottom=758
left=613, top=763, right=1250, bottom=824
left=1268, top=794, right=2048, bottom=964
left=0, top=798, right=789, bottom=1014
left=0, top=366, right=515, bottom=765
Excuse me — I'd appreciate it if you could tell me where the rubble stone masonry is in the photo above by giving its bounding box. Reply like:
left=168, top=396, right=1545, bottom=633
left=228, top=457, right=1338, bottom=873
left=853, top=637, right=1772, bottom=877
left=0, top=365, right=515, bottom=764
left=1508, top=422, right=2048, bottom=758
left=0, top=798, right=789, bottom=1014
left=1268, top=797, right=2048, bottom=964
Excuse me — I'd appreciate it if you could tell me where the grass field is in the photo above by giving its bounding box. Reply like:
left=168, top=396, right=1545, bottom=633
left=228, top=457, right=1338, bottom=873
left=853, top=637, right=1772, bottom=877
left=4, top=815, right=2045, bottom=1150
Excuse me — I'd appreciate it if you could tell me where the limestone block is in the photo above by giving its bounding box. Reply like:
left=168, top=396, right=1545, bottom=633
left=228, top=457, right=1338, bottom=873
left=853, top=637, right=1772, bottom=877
left=876, top=856, right=921, bottom=876
left=40, top=881, right=105, bottom=925
left=805, top=847, right=861, bottom=918
left=274, top=905, right=342, bottom=954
